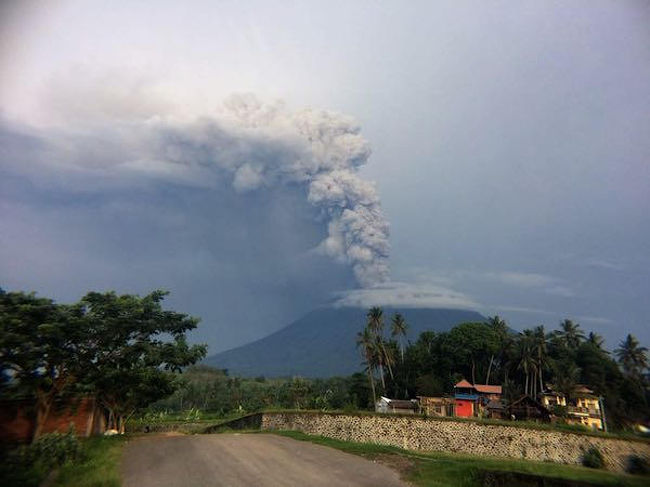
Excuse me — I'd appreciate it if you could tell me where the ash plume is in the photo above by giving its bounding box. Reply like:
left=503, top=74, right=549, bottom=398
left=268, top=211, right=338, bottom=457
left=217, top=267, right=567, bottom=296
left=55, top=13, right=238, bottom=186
left=3, top=94, right=390, bottom=287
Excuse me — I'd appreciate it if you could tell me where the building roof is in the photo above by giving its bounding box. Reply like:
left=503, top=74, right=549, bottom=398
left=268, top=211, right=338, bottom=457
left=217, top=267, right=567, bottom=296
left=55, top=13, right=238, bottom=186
left=474, top=384, right=502, bottom=394
left=486, top=399, right=505, bottom=410
left=574, top=385, right=595, bottom=395
left=454, top=380, right=502, bottom=394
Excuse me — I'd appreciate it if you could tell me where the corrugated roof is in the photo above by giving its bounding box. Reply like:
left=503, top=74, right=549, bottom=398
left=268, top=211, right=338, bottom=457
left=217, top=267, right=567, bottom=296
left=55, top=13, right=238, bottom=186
left=454, top=379, right=473, bottom=388
left=474, top=384, right=502, bottom=394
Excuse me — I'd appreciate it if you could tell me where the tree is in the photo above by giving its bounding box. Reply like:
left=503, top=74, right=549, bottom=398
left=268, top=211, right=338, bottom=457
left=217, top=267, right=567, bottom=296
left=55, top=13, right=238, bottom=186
left=484, top=316, right=508, bottom=385
left=587, top=332, right=605, bottom=350
left=615, top=334, right=648, bottom=378
left=532, top=325, right=549, bottom=396
left=443, top=322, right=499, bottom=385
left=80, top=290, right=206, bottom=432
left=516, top=331, right=536, bottom=396
left=365, top=307, right=393, bottom=387
left=0, top=291, right=87, bottom=441
left=356, top=327, right=377, bottom=405
left=555, top=320, right=585, bottom=350
left=390, top=313, right=408, bottom=362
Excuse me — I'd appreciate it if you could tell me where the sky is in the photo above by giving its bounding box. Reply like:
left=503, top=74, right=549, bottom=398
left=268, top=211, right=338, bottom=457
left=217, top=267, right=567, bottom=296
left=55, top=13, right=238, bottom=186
left=1, top=0, right=649, bottom=353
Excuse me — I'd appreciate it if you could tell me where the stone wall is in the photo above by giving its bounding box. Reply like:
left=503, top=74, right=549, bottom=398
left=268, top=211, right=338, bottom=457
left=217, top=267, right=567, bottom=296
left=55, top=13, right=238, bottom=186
left=258, top=412, right=650, bottom=473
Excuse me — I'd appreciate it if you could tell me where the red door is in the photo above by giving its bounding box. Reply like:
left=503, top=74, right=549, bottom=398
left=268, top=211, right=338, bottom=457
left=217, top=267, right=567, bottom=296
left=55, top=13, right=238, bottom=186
left=455, top=399, right=474, bottom=417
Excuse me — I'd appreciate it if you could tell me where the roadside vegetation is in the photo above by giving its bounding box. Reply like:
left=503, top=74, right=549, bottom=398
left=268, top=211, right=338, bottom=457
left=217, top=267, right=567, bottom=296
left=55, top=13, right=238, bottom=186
left=269, top=430, right=649, bottom=487
left=0, top=431, right=126, bottom=487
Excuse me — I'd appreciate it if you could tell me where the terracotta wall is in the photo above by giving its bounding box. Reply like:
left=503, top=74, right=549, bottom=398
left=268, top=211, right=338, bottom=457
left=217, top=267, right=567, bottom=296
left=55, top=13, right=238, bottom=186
left=0, top=397, right=104, bottom=443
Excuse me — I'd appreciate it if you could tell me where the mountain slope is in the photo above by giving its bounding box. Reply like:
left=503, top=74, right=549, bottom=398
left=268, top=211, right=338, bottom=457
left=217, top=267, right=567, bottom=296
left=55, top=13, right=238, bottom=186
left=204, top=307, right=486, bottom=377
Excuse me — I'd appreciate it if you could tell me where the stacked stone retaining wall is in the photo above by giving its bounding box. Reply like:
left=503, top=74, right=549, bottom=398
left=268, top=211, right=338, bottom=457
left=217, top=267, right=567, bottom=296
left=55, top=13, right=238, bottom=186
left=257, top=412, right=650, bottom=473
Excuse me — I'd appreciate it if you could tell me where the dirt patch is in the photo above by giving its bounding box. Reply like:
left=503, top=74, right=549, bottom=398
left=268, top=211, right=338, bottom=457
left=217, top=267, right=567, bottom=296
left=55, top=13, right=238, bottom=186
left=369, top=453, right=417, bottom=480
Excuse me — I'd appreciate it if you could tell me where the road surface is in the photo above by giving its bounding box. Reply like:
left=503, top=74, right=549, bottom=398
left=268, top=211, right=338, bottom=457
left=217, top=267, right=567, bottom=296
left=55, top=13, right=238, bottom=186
left=121, top=433, right=408, bottom=487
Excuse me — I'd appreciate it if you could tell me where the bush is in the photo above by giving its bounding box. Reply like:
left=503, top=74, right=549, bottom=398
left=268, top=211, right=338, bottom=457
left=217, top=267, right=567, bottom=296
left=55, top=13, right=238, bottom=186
left=581, top=446, right=604, bottom=469
left=20, top=427, right=82, bottom=470
left=627, top=455, right=650, bottom=475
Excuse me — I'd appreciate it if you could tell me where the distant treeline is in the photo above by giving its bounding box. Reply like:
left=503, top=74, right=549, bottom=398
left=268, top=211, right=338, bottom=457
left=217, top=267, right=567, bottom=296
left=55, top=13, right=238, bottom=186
left=150, top=366, right=371, bottom=413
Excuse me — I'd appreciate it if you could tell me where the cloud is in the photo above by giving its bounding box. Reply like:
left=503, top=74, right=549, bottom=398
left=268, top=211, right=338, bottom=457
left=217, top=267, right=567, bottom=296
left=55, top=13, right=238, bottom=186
left=333, top=281, right=478, bottom=309
left=0, top=94, right=390, bottom=287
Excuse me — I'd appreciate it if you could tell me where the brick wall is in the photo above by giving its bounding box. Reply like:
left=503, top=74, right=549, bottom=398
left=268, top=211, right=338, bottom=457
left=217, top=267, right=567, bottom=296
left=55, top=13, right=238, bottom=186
left=0, top=397, right=104, bottom=443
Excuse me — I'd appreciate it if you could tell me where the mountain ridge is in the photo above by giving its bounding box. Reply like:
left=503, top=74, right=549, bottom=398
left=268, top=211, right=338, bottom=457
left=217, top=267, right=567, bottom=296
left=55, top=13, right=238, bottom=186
left=204, top=306, right=486, bottom=377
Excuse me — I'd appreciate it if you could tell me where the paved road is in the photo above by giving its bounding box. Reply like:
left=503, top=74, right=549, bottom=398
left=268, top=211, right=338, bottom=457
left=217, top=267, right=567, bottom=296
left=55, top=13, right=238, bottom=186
left=121, top=433, right=408, bottom=487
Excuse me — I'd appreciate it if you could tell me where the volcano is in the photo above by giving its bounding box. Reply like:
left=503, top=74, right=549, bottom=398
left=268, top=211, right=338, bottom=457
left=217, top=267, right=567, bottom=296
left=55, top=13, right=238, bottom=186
left=204, top=306, right=485, bottom=377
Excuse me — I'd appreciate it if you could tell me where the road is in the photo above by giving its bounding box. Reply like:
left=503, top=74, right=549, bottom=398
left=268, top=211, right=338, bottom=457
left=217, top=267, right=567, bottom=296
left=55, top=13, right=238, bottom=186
left=121, top=433, right=408, bottom=487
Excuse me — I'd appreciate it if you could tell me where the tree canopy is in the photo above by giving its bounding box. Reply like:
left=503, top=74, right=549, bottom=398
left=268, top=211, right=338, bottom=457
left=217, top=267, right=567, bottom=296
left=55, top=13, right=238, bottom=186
left=0, top=288, right=206, bottom=439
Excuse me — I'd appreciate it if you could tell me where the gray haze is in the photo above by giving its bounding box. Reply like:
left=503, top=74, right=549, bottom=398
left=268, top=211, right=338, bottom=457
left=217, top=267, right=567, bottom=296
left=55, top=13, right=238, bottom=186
left=1, top=0, right=649, bottom=352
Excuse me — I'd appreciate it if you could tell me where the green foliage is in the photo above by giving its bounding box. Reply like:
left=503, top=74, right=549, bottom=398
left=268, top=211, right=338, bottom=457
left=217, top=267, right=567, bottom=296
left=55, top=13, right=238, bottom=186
left=0, top=287, right=207, bottom=438
left=147, top=366, right=372, bottom=417
left=0, top=428, right=82, bottom=487
left=582, top=446, right=605, bottom=469
left=19, top=428, right=82, bottom=470
left=52, top=436, right=126, bottom=487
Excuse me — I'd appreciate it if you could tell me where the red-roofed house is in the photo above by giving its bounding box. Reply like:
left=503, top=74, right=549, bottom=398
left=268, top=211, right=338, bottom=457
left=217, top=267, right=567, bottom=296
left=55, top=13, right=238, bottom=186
left=454, top=380, right=503, bottom=418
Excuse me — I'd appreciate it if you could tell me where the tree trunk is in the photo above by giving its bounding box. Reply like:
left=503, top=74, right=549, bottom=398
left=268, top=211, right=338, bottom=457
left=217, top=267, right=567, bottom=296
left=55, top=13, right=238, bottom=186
left=471, top=359, right=476, bottom=385
left=525, top=373, right=529, bottom=397
left=367, top=368, right=376, bottom=407
left=32, top=396, right=53, bottom=442
left=486, top=355, right=494, bottom=384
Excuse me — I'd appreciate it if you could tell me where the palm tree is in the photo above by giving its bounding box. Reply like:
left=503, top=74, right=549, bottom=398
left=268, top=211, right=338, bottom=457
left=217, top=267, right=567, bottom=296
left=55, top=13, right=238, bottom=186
left=391, top=313, right=408, bottom=362
left=555, top=319, right=585, bottom=349
left=516, top=331, right=536, bottom=396
left=367, top=307, right=384, bottom=336
left=615, top=334, right=649, bottom=377
left=366, top=307, right=393, bottom=386
left=485, top=315, right=508, bottom=384
left=533, top=325, right=548, bottom=396
left=552, top=361, right=580, bottom=401
left=587, top=332, right=606, bottom=350
left=356, top=328, right=377, bottom=405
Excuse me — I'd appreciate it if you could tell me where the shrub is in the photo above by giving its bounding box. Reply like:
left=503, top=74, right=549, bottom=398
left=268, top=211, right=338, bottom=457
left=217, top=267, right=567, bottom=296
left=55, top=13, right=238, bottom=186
left=20, top=427, right=82, bottom=470
left=627, top=455, right=650, bottom=475
left=581, top=446, right=604, bottom=469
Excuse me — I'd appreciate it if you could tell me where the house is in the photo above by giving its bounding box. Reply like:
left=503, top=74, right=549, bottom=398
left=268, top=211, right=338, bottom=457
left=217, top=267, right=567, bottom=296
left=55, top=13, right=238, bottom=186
left=417, top=396, right=455, bottom=417
left=0, top=396, right=106, bottom=444
left=485, top=399, right=507, bottom=419
left=375, top=396, right=418, bottom=414
left=508, top=395, right=552, bottom=422
left=453, top=380, right=503, bottom=418
left=539, top=385, right=606, bottom=430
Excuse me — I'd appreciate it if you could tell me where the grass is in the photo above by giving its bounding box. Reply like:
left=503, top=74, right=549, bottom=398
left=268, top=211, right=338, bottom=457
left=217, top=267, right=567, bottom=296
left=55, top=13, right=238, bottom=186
left=51, top=436, right=127, bottom=487
left=267, top=430, right=649, bottom=487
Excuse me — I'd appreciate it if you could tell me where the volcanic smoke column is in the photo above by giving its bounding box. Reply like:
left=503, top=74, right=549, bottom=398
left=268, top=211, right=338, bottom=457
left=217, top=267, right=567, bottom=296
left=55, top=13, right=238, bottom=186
left=143, top=94, right=390, bottom=287
left=221, top=95, right=391, bottom=287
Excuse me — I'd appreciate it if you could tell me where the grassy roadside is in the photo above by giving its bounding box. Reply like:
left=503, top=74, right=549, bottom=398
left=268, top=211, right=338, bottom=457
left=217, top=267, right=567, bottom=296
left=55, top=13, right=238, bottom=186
left=51, top=436, right=127, bottom=487
left=267, top=430, right=649, bottom=487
